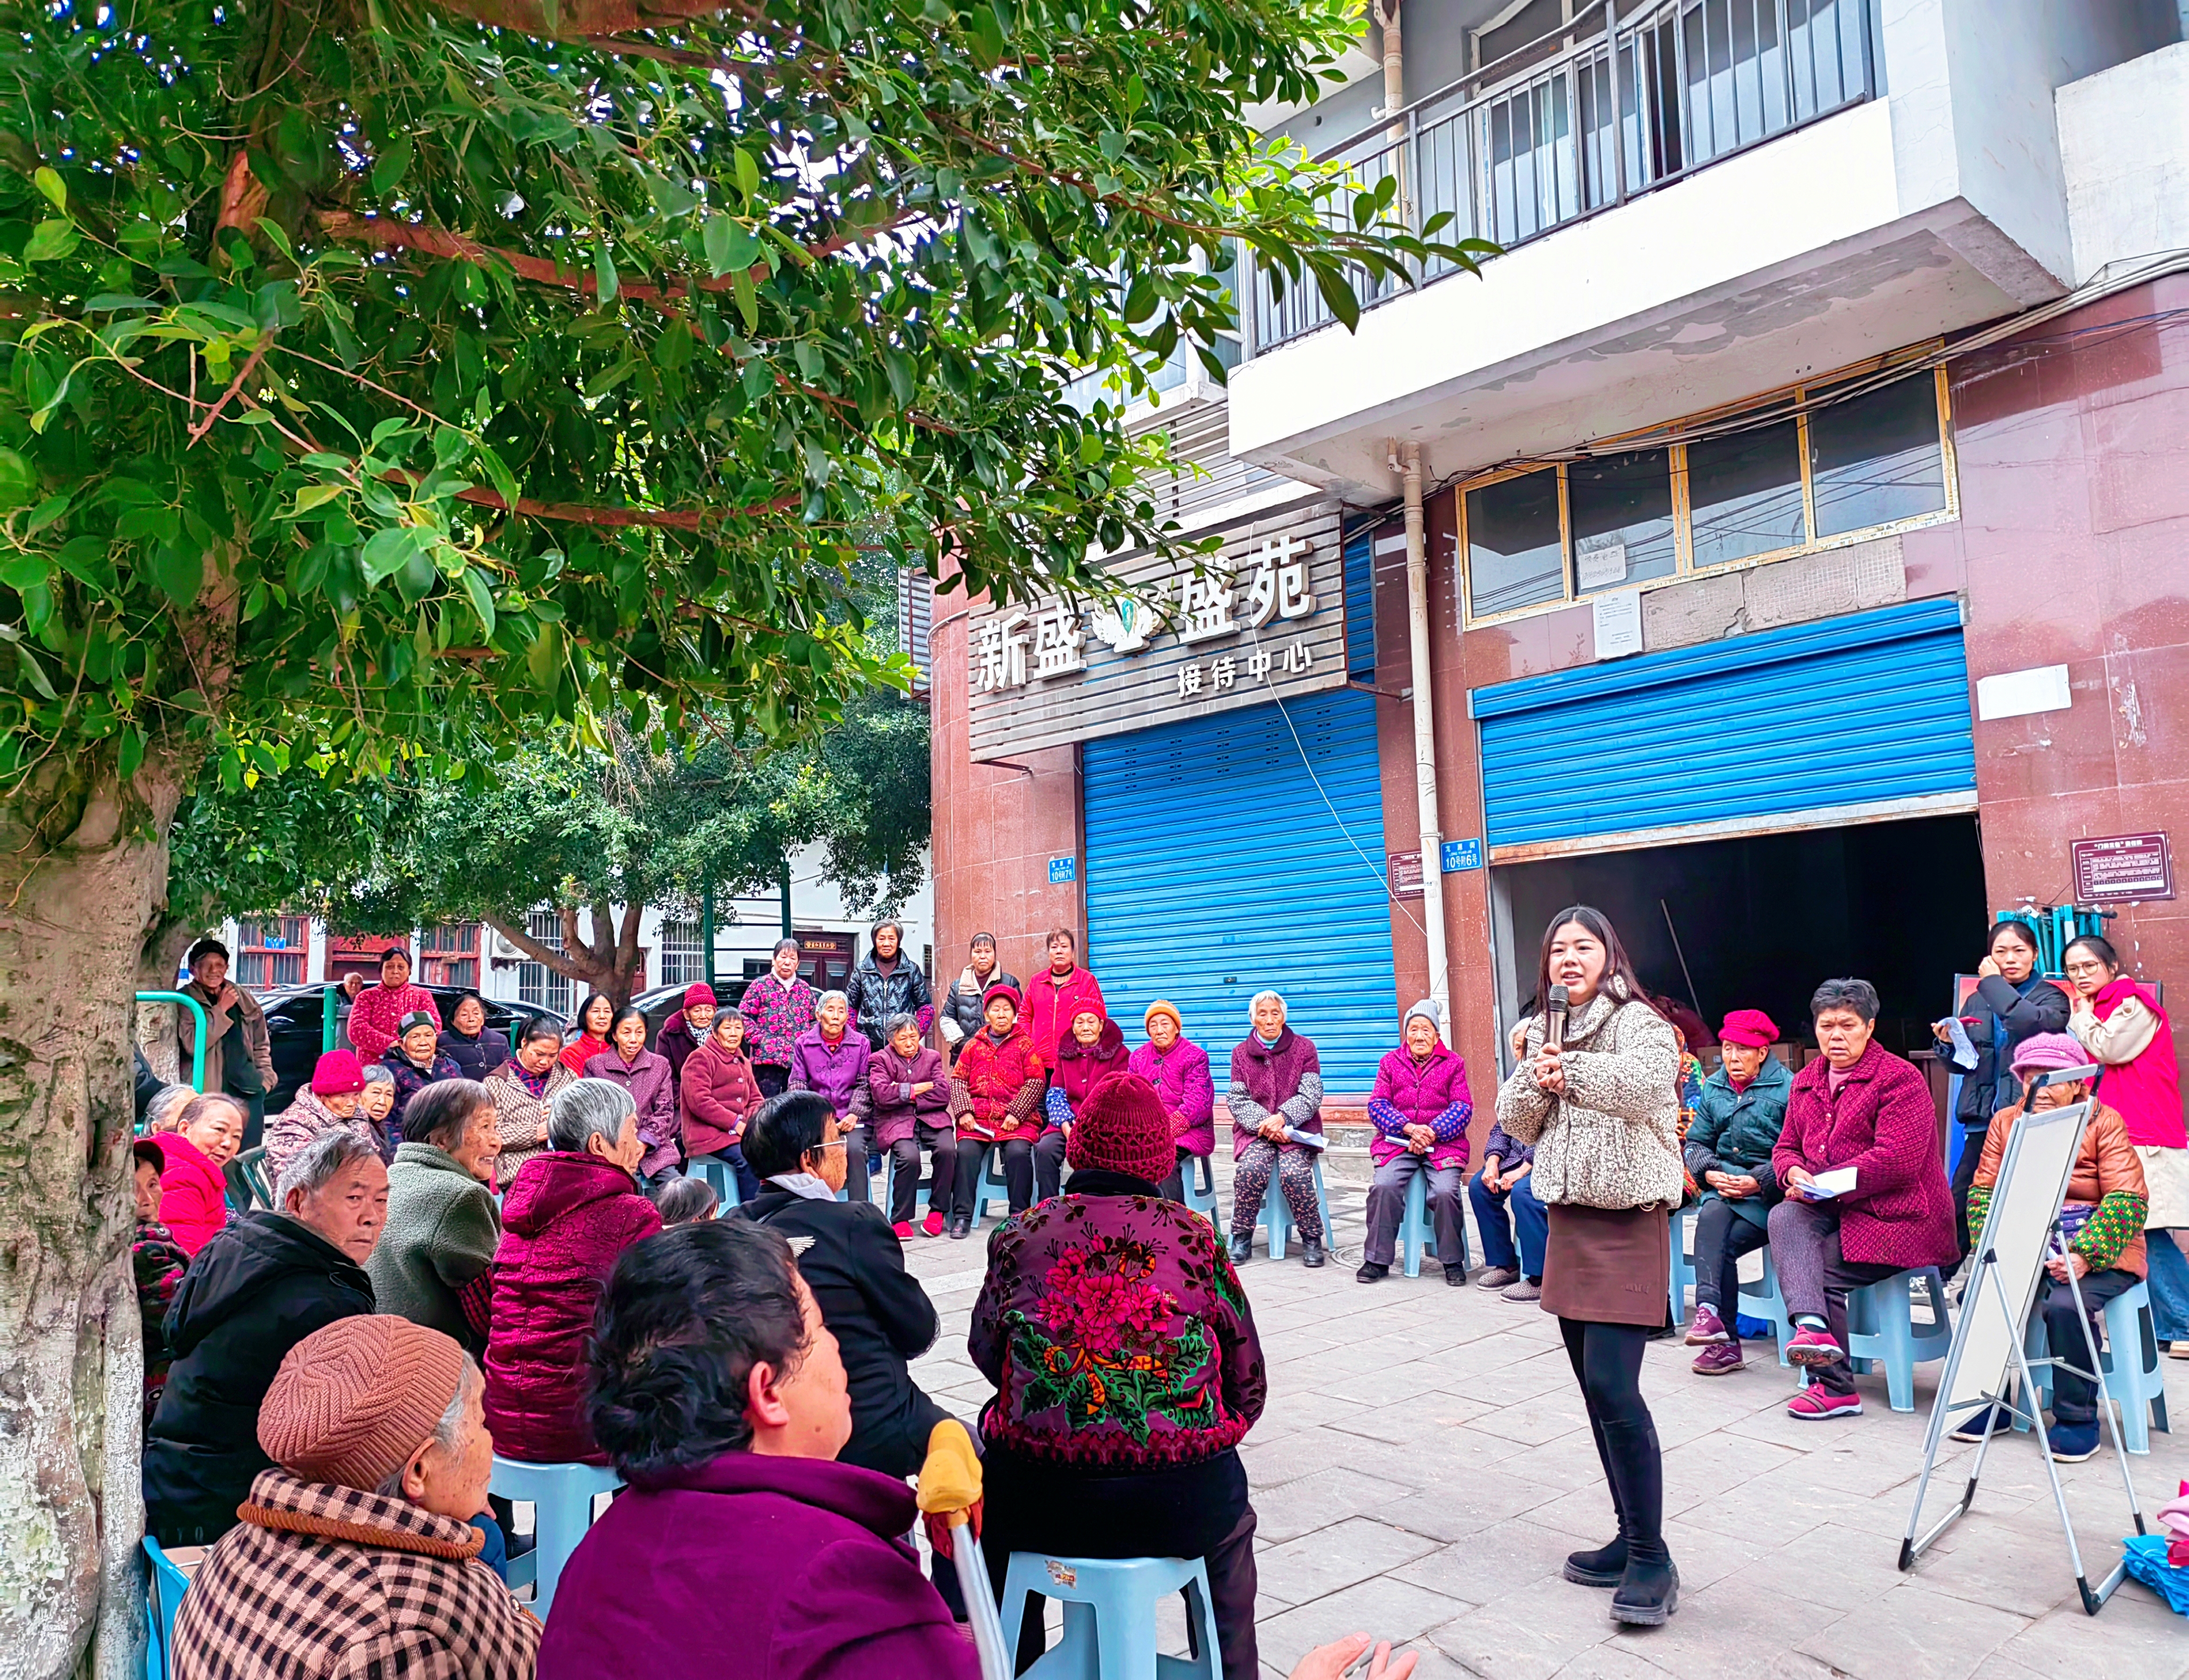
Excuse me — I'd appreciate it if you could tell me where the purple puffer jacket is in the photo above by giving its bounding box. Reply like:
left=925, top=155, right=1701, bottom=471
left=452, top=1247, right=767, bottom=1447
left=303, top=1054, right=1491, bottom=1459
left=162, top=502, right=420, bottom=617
left=867, top=1045, right=950, bottom=1148
left=538, top=1452, right=976, bottom=1680
left=1368, top=1044, right=1472, bottom=1171
left=1228, top=1028, right=1323, bottom=1160
left=485, top=1152, right=662, bottom=1465
left=969, top=1179, right=1267, bottom=1468
left=1129, top=1038, right=1216, bottom=1158
left=1480, top=1119, right=1535, bottom=1173
left=790, top=1028, right=872, bottom=1121
left=585, top=1047, right=680, bottom=1178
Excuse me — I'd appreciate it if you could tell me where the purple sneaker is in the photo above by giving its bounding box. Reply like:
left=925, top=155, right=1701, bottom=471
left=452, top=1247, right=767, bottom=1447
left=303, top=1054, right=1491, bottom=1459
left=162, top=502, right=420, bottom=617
left=1684, top=1302, right=1730, bottom=1346
left=1785, top=1326, right=1844, bottom=1367
left=1691, top=1340, right=1745, bottom=1376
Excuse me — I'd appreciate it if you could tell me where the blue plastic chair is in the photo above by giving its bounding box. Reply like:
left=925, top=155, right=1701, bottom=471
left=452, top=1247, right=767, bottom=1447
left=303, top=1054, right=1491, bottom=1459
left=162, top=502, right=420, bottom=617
left=487, top=1455, right=622, bottom=1618
left=998, top=1551, right=1223, bottom=1680
left=1667, top=1207, right=1696, bottom=1327
left=969, top=1146, right=1018, bottom=1226
left=1259, top=1157, right=1332, bottom=1261
left=2015, top=1278, right=2170, bottom=1452
left=1833, top=1267, right=1952, bottom=1413
left=1737, top=1246, right=1796, bottom=1366
left=1178, top=1155, right=1218, bottom=1225
left=688, top=1156, right=742, bottom=1211
left=143, top=1536, right=191, bottom=1680
left=1395, top=1168, right=1469, bottom=1278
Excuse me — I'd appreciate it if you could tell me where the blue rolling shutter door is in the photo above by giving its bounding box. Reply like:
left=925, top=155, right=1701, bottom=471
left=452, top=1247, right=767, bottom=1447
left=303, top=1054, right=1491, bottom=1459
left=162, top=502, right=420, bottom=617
left=1472, top=600, right=1976, bottom=849
left=1082, top=689, right=1399, bottom=1090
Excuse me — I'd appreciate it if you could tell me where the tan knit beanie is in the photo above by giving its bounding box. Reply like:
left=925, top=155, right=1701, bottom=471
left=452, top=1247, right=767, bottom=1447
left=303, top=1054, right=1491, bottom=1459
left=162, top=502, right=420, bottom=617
left=258, top=1316, right=466, bottom=1492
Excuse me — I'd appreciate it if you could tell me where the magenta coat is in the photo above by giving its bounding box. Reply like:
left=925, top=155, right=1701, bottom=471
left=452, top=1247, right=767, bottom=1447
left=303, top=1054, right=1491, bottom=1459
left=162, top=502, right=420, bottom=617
left=484, top=1152, right=662, bottom=1465
left=155, top=1130, right=234, bottom=1257
left=680, top=1037, right=763, bottom=1158
left=585, top=1047, right=681, bottom=1178
left=789, top=1027, right=872, bottom=1121
left=1128, top=1038, right=1216, bottom=1158
left=1773, top=1041, right=1957, bottom=1270
left=867, top=1045, right=951, bottom=1148
left=1368, top=1044, right=1473, bottom=1171
left=538, top=1452, right=976, bottom=1680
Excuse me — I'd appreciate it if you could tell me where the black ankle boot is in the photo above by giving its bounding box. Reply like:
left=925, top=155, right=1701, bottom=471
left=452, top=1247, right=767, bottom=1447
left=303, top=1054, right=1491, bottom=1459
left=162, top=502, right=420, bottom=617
left=1563, top=1535, right=1627, bottom=1588
left=1609, top=1550, right=1679, bottom=1625
left=1301, top=1240, right=1325, bottom=1269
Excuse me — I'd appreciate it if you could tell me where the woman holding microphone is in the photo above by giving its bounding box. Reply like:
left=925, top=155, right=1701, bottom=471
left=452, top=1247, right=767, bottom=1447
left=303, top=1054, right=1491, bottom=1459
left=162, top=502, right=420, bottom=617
left=1495, top=906, right=1684, bottom=1628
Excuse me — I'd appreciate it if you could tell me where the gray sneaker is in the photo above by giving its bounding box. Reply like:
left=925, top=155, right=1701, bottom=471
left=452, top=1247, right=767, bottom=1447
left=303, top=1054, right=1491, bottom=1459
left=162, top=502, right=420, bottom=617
left=1476, top=1266, right=1520, bottom=1290
left=1502, top=1278, right=1544, bottom=1302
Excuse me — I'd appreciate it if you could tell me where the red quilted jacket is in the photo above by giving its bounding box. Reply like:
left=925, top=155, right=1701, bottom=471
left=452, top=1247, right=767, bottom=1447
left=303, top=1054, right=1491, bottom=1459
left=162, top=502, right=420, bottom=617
left=951, top=1027, right=1045, bottom=1144
left=679, top=1037, right=762, bottom=1158
left=485, top=1152, right=662, bottom=1465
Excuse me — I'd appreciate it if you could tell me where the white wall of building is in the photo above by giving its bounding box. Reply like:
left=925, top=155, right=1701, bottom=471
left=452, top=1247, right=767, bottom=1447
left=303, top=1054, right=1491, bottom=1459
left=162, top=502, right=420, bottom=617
left=2060, top=38, right=2189, bottom=281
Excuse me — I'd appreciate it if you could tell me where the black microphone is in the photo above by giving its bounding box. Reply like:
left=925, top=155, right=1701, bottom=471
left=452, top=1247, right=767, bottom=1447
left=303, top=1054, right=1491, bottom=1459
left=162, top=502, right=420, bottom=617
left=1545, top=984, right=1569, bottom=1054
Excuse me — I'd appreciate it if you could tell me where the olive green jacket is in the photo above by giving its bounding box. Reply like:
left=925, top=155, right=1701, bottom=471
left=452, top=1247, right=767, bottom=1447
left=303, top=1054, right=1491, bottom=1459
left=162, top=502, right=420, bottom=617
left=364, top=1142, right=500, bottom=1355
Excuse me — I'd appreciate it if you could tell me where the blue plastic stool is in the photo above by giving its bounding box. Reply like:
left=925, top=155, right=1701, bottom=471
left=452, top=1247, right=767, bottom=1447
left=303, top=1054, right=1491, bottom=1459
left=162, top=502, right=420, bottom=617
left=885, top=1150, right=934, bottom=1222
left=998, top=1551, right=1223, bottom=1680
left=1667, top=1207, right=1696, bottom=1327
left=969, top=1146, right=1018, bottom=1225
left=1178, top=1155, right=1218, bottom=1225
left=143, top=1536, right=191, bottom=1680
left=688, top=1156, right=742, bottom=1211
left=488, top=1455, right=621, bottom=1618
left=1259, top=1157, right=1332, bottom=1261
left=2016, top=1278, right=2170, bottom=1452
left=1395, top=1168, right=1467, bottom=1278
left=1838, top=1267, right=1952, bottom=1413
left=1737, top=1246, right=1796, bottom=1367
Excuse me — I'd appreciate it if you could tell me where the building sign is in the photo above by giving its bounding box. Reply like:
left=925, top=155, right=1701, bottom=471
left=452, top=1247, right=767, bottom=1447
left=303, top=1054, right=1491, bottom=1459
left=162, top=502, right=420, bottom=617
left=2071, top=832, right=2175, bottom=902
left=966, top=502, right=1347, bottom=760
left=1387, top=850, right=1425, bottom=899
left=1047, top=855, right=1077, bottom=884
left=1442, top=837, right=1482, bottom=873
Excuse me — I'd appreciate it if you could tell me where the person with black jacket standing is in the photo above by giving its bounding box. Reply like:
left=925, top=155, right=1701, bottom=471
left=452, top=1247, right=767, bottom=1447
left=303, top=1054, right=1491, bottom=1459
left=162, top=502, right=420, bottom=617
left=142, top=1130, right=386, bottom=1546
left=845, top=920, right=935, bottom=1052
left=1934, top=919, right=2071, bottom=1264
left=729, top=1090, right=965, bottom=1610
left=937, top=932, right=1019, bottom=1064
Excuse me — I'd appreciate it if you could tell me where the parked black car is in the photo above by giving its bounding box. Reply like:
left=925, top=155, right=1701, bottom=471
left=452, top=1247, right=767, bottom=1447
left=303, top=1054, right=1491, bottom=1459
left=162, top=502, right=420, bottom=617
left=258, top=984, right=531, bottom=1115
left=566, top=978, right=752, bottom=1051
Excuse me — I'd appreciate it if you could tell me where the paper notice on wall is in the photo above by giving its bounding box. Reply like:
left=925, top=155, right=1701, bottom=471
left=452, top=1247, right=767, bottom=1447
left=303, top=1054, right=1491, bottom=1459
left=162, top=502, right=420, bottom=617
left=1575, top=532, right=1629, bottom=591
left=1592, top=589, right=1643, bottom=659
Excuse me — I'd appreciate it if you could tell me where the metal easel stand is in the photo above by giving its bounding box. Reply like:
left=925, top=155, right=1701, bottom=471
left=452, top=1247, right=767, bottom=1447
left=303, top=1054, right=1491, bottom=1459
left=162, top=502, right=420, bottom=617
left=1900, top=1230, right=2147, bottom=1614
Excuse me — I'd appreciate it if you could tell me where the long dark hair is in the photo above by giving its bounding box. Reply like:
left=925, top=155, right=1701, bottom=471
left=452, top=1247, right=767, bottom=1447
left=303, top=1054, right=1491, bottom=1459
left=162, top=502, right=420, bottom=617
left=574, top=992, right=614, bottom=1038
left=1533, top=905, right=1668, bottom=1025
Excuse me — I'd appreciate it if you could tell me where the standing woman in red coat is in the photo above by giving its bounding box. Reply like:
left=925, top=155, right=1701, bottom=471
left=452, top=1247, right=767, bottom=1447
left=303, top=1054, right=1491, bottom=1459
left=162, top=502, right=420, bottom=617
left=1021, top=928, right=1105, bottom=1067
left=1768, top=977, right=1957, bottom=1421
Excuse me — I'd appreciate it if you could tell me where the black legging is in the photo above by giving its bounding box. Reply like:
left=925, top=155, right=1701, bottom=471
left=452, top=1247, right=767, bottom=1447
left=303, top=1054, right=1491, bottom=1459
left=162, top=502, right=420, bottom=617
left=1558, top=1318, right=1665, bottom=1562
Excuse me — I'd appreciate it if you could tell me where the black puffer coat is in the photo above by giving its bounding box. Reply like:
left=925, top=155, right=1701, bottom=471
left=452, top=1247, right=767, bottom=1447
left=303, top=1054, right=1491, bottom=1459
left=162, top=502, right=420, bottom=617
left=845, top=953, right=935, bottom=1051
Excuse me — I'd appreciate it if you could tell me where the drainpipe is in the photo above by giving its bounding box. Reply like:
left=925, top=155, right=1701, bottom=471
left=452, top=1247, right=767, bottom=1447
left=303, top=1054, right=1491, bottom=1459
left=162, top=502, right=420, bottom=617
left=1373, top=0, right=1410, bottom=224
left=1395, top=439, right=1450, bottom=1036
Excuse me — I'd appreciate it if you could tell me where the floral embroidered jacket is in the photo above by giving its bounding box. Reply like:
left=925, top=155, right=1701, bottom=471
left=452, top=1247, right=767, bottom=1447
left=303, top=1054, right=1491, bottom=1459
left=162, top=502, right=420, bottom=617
left=740, top=974, right=818, bottom=1069
left=968, top=1173, right=1267, bottom=1468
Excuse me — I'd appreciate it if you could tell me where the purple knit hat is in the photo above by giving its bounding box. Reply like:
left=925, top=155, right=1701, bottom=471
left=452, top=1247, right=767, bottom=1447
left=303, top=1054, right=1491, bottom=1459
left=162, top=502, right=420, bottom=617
left=1066, top=1072, right=1175, bottom=1185
left=2009, top=1032, right=2092, bottom=1076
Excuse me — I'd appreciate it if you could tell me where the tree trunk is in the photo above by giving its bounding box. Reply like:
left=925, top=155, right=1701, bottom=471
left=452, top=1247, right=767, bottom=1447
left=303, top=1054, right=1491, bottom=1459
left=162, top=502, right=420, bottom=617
left=0, top=750, right=187, bottom=1680
left=481, top=904, right=639, bottom=1011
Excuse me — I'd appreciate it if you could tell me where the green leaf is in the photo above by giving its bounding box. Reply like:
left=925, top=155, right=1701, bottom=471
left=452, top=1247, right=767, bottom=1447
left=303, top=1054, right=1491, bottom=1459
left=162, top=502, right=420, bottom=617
left=149, top=540, right=203, bottom=606
left=733, top=149, right=761, bottom=203
left=731, top=269, right=759, bottom=332
left=24, top=219, right=77, bottom=265
left=371, top=135, right=413, bottom=196
left=288, top=484, right=348, bottom=517
left=474, top=442, right=522, bottom=513
left=118, top=727, right=145, bottom=782
left=966, top=4, right=1006, bottom=67
left=360, top=525, right=421, bottom=585
left=0, top=450, right=39, bottom=510
left=594, top=241, right=619, bottom=305
left=55, top=535, right=117, bottom=594
left=33, top=167, right=65, bottom=212
left=1309, top=260, right=1360, bottom=331
left=462, top=567, right=496, bottom=636
left=15, top=645, right=55, bottom=700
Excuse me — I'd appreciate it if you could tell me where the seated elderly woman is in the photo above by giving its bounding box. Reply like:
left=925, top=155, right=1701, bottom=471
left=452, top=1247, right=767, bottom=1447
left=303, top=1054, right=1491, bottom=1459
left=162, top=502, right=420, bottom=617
left=1767, top=978, right=1958, bottom=1421
left=152, top=1091, right=250, bottom=1256
left=946, top=983, right=1047, bottom=1230
left=144, top=1130, right=386, bottom=1546
left=173, top=1315, right=537, bottom=1680
left=1227, top=990, right=1329, bottom=1269
left=368, top=1078, right=503, bottom=1356
left=358, top=1063, right=399, bottom=1158
left=537, top=1220, right=980, bottom=1680
left=1130, top=999, right=1216, bottom=1201
left=790, top=989, right=874, bottom=1201
left=484, top=1016, right=577, bottom=1184
left=1680, top=1009, right=1794, bottom=1374
left=382, top=1010, right=462, bottom=1146
left=1952, top=1032, right=2149, bottom=1461
left=1044, top=1005, right=1128, bottom=1194
left=867, top=1012, right=953, bottom=1239
left=263, top=1050, right=376, bottom=1187
left=483, top=1077, right=663, bottom=1465
left=973, top=1072, right=1269, bottom=1680
left=1360, top=1002, right=1471, bottom=1286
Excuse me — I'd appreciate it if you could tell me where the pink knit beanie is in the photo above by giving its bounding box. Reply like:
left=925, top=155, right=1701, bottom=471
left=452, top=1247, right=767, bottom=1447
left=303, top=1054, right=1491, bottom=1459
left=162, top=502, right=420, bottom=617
left=258, top=1316, right=465, bottom=1492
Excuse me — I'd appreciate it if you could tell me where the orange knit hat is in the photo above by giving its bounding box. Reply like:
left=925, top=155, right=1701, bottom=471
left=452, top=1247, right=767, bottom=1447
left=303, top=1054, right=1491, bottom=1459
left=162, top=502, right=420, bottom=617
left=258, top=1316, right=466, bottom=1492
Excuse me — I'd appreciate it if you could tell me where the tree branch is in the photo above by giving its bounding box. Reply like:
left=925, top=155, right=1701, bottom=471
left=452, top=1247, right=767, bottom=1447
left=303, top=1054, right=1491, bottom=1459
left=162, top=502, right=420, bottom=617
left=482, top=912, right=568, bottom=971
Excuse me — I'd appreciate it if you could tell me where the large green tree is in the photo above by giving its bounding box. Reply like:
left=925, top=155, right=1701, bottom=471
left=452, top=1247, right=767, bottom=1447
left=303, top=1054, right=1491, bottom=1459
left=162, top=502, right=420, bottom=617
left=0, top=0, right=1470, bottom=1668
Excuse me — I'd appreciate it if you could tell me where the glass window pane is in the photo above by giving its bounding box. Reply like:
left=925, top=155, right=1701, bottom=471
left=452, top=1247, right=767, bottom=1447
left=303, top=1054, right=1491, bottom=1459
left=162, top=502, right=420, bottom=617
left=1567, top=448, right=1676, bottom=593
left=1465, top=469, right=1564, bottom=617
left=1808, top=376, right=1947, bottom=536
left=1687, top=420, right=1806, bottom=567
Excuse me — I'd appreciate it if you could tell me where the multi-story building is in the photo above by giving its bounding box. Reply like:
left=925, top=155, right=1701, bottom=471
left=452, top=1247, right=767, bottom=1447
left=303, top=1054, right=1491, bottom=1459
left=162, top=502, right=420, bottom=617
left=932, top=1, right=2189, bottom=1110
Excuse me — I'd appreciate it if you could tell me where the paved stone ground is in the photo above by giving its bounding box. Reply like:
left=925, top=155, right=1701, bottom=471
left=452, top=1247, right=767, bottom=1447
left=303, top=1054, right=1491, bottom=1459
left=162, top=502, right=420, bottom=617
left=894, top=1162, right=2189, bottom=1680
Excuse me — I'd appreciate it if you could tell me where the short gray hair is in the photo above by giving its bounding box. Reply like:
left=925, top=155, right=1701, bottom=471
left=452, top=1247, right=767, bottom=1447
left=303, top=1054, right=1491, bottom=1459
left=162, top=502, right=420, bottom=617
left=278, top=1128, right=380, bottom=1204
left=1248, top=990, right=1286, bottom=1024
left=884, top=1012, right=920, bottom=1040
left=360, top=1063, right=397, bottom=1088
left=374, top=1356, right=480, bottom=1498
left=817, top=989, right=850, bottom=1012
left=548, top=1077, right=636, bottom=1154
left=145, top=1084, right=196, bottom=1132
left=1810, top=977, right=1881, bottom=1024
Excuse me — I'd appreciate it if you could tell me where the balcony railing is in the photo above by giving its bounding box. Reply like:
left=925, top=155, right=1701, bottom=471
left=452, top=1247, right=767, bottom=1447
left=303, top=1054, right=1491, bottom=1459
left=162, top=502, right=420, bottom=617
left=1248, top=0, right=1877, bottom=355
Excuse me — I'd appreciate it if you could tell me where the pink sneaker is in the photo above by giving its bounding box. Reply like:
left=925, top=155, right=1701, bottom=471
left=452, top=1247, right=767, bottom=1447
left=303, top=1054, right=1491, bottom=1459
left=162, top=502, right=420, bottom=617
left=921, top=1210, right=948, bottom=1238
left=1787, top=1385, right=1862, bottom=1420
left=1691, top=1341, right=1745, bottom=1376
left=892, top=1220, right=915, bottom=1241
left=1785, top=1326, right=1844, bottom=1367
left=1685, top=1303, right=1730, bottom=1346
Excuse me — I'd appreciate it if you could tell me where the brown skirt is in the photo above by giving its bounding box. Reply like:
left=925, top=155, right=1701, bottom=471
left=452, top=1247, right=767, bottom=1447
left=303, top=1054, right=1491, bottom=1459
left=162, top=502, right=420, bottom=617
left=1541, top=1202, right=1672, bottom=1326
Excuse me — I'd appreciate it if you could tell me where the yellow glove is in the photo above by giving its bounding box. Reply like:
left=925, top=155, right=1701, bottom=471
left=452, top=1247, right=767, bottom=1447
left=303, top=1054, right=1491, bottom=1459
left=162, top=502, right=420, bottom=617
left=915, top=1418, right=982, bottom=1516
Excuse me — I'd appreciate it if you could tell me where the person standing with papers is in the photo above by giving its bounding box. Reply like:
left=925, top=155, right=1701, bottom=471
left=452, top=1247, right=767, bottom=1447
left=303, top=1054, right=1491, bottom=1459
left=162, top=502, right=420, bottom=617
left=1768, top=978, right=1958, bottom=1423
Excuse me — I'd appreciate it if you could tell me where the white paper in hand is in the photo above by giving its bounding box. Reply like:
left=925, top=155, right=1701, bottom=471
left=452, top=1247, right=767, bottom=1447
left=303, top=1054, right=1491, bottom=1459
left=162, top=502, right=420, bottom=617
left=1806, top=1166, right=1858, bottom=1199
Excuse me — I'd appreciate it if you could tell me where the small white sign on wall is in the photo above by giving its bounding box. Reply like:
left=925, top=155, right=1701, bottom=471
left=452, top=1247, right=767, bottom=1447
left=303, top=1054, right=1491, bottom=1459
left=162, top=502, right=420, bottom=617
left=1593, top=589, right=1643, bottom=659
left=1575, top=533, right=1629, bottom=592
left=1975, top=663, right=2071, bottom=721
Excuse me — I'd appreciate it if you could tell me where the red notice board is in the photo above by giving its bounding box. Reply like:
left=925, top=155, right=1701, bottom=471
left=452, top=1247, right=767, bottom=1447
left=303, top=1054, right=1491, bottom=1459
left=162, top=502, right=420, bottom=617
left=2070, top=833, right=2175, bottom=903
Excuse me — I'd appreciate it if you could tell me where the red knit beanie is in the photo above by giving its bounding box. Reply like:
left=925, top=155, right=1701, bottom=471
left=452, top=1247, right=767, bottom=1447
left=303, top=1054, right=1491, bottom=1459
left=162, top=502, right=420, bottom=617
left=312, top=1049, right=367, bottom=1096
left=1067, top=1072, right=1175, bottom=1185
left=258, top=1316, right=465, bottom=1492
left=684, top=983, right=718, bottom=1010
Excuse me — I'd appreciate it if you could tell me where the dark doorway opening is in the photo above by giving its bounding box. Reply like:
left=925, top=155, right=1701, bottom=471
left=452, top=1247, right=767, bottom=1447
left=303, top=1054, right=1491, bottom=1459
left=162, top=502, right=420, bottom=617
left=1492, top=814, right=1988, bottom=1058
